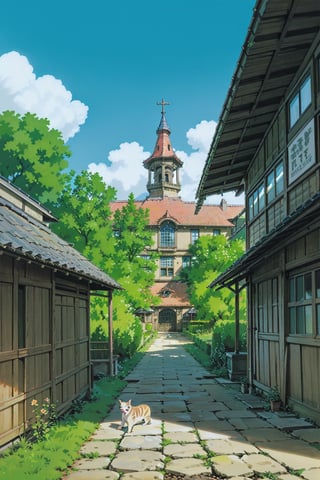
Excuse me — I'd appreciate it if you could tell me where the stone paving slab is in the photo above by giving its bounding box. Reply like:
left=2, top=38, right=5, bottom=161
left=163, top=421, right=194, bottom=433
left=242, top=453, right=287, bottom=474
left=256, top=438, right=320, bottom=470
left=164, top=431, right=198, bottom=443
left=291, top=427, right=320, bottom=442
left=216, top=409, right=257, bottom=419
left=264, top=415, right=315, bottom=431
left=165, top=457, right=211, bottom=476
left=227, top=417, right=271, bottom=430
left=241, top=427, right=291, bottom=443
left=163, top=442, right=206, bottom=458
left=80, top=440, right=118, bottom=456
left=120, top=435, right=162, bottom=450
left=205, top=435, right=259, bottom=455
left=73, top=456, right=111, bottom=470
left=110, top=450, right=165, bottom=472
left=302, top=469, right=320, bottom=480
left=212, top=454, right=253, bottom=477
left=121, top=472, right=164, bottom=480
left=65, top=470, right=119, bottom=479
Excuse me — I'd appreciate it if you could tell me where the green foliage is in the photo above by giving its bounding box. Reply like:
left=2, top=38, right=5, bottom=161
left=211, top=319, right=247, bottom=369
left=51, top=172, right=159, bottom=359
left=30, top=398, right=57, bottom=442
left=51, top=170, right=116, bottom=259
left=179, top=235, right=246, bottom=322
left=0, top=110, right=70, bottom=203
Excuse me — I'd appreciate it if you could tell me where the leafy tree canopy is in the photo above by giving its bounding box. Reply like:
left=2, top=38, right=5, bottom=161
left=0, top=111, right=70, bottom=203
left=180, top=235, right=245, bottom=322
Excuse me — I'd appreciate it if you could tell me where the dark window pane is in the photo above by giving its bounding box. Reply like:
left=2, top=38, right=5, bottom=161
left=267, top=171, right=275, bottom=203
left=275, top=163, right=284, bottom=194
left=296, top=276, right=304, bottom=302
left=305, top=305, right=313, bottom=334
left=289, top=307, right=296, bottom=333
left=316, top=270, right=320, bottom=298
left=304, top=273, right=312, bottom=300
left=296, top=306, right=305, bottom=333
left=289, top=278, right=295, bottom=302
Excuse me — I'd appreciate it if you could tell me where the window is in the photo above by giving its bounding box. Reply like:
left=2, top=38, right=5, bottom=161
left=213, top=229, right=221, bottom=236
left=139, top=254, right=152, bottom=271
left=191, top=229, right=199, bottom=244
left=289, top=271, right=317, bottom=335
left=267, top=161, right=284, bottom=203
left=248, top=183, right=264, bottom=220
left=289, top=75, right=311, bottom=127
left=18, top=286, right=26, bottom=348
left=160, top=221, right=175, bottom=247
left=182, top=256, right=191, bottom=268
left=160, top=256, right=174, bottom=277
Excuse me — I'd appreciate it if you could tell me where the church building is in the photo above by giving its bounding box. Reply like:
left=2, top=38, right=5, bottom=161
left=111, top=101, right=244, bottom=331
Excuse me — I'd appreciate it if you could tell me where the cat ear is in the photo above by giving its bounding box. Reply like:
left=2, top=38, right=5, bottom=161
left=128, top=399, right=132, bottom=405
left=118, top=399, right=121, bottom=404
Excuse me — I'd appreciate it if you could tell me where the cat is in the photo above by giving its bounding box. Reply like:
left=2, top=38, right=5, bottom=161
left=118, top=399, right=151, bottom=433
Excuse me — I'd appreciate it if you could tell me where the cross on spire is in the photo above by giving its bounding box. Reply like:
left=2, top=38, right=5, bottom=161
left=157, top=98, right=170, bottom=115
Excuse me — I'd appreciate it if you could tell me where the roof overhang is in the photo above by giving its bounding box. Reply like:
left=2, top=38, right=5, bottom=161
left=209, top=193, right=320, bottom=290
left=196, top=0, right=320, bottom=212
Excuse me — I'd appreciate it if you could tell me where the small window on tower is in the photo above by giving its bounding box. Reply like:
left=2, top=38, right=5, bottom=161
left=168, top=145, right=171, bottom=151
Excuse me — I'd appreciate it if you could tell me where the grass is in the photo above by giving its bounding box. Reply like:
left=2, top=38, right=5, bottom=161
left=183, top=342, right=213, bottom=370
left=0, top=335, right=156, bottom=480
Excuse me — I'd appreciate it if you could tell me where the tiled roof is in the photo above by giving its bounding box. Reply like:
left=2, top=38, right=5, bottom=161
left=111, top=197, right=243, bottom=227
left=150, top=281, right=190, bottom=307
left=0, top=198, right=121, bottom=291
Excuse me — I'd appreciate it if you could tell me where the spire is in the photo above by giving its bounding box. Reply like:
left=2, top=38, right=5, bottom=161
left=143, top=99, right=183, bottom=199
left=156, top=98, right=170, bottom=134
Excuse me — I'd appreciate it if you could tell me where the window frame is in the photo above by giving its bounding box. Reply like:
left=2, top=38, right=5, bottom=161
left=160, top=256, right=174, bottom=277
left=160, top=221, right=175, bottom=248
left=289, top=74, right=312, bottom=128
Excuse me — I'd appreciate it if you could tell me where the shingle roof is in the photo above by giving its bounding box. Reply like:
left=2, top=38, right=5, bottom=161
left=111, top=197, right=243, bottom=227
left=0, top=197, right=121, bottom=291
left=150, top=281, right=190, bottom=307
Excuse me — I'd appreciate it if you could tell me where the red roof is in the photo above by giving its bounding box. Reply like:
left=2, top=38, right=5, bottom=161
left=110, top=197, right=243, bottom=227
left=150, top=281, right=190, bottom=307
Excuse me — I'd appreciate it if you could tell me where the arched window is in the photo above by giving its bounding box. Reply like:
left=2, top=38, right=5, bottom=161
left=160, top=221, right=175, bottom=248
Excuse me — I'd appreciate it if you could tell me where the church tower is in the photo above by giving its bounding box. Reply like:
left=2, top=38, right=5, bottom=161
left=143, top=99, right=183, bottom=198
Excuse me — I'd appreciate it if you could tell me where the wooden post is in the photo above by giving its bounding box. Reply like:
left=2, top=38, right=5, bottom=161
left=108, top=290, right=114, bottom=376
left=235, top=281, right=240, bottom=354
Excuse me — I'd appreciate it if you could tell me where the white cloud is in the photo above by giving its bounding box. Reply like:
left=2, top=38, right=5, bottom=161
left=89, top=119, right=244, bottom=205
left=88, top=141, right=151, bottom=200
left=0, top=51, right=88, bottom=140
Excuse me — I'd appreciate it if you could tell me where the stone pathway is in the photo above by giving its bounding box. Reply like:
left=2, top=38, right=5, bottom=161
left=63, top=333, right=320, bottom=479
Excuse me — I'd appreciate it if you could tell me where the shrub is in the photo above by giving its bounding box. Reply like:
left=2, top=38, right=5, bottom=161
left=113, top=316, right=143, bottom=358
left=211, top=319, right=247, bottom=368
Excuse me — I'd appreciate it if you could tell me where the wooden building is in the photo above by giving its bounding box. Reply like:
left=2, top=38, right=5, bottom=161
left=0, top=176, right=121, bottom=447
left=111, top=102, right=243, bottom=331
left=196, top=0, right=320, bottom=423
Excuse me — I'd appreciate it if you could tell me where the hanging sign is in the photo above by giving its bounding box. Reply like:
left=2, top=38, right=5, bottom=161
left=288, top=119, right=315, bottom=184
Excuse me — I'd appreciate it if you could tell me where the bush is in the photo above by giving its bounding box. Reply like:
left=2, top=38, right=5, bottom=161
left=113, top=316, right=143, bottom=358
left=211, top=319, right=247, bottom=368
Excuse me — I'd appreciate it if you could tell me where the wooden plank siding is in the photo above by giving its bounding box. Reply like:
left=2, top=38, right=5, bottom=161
left=0, top=257, right=91, bottom=447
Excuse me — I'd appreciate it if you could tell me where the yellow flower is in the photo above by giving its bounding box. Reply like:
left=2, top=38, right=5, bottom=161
left=40, top=408, right=48, bottom=415
left=31, top=399, right=38, bottom=407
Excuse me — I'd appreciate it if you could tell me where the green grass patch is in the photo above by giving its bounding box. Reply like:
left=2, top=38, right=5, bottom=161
left=183, top=342, right=213, bottom=370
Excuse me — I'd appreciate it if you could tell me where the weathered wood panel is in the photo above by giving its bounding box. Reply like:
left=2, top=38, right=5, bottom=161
left=301, top=345, right=320, bottom=409
left=0, top=283, right=13, bottom=351
left=288, top=174, right=317, bottom=213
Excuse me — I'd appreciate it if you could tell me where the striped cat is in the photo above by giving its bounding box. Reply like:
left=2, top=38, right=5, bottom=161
left=118, top=399, right=151, bottom=433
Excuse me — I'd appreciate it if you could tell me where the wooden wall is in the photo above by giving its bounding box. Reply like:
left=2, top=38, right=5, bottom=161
left=0, top=255, right=91, bottom=447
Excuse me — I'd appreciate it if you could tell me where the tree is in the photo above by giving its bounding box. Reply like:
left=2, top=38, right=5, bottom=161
left=111, top=193, right=158, bottom=311
left=180, top=235, right=245, bottom=322
left=51, top=170, right=117, bottom=267
left=0, top=111, right=70, bottom=203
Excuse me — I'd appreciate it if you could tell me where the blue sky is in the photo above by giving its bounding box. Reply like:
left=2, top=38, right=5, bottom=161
left=0, top=0, right=255, bottom=203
